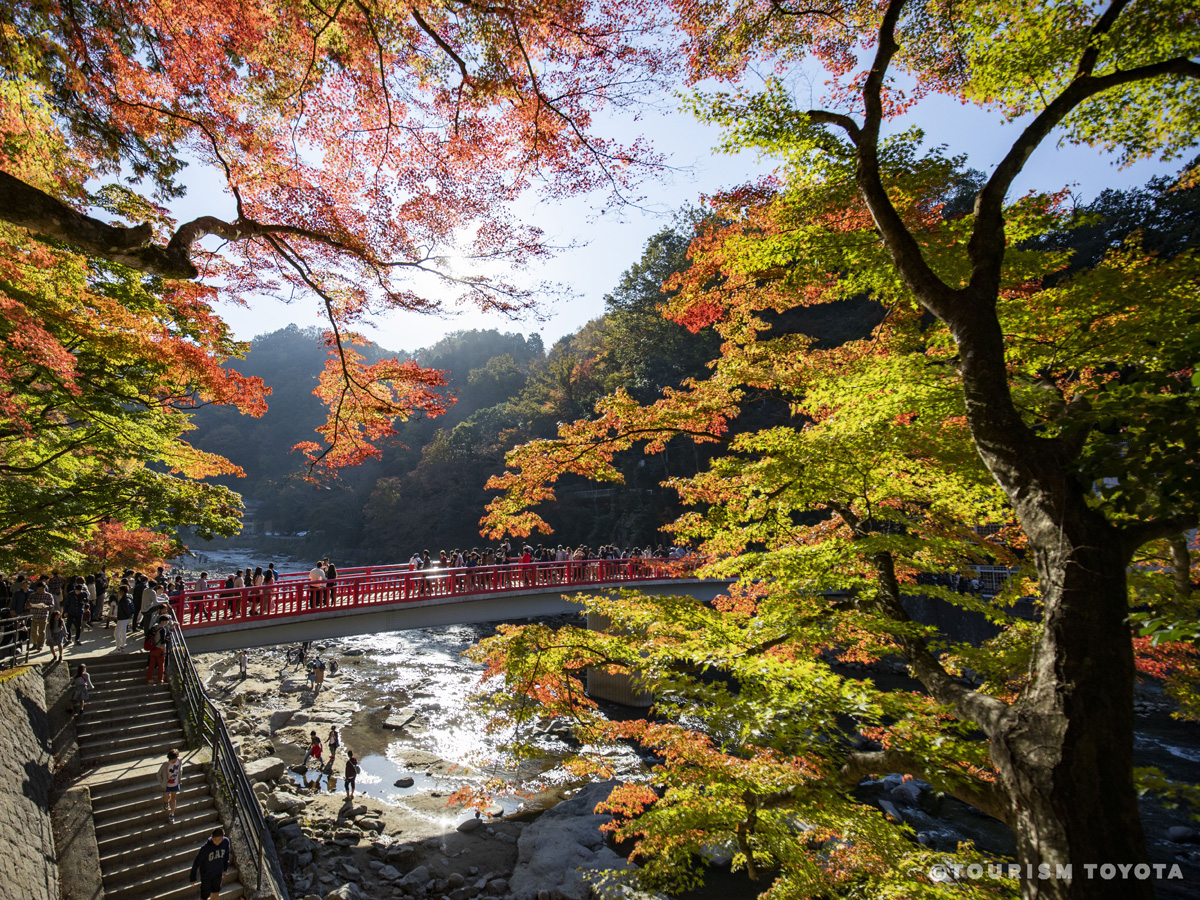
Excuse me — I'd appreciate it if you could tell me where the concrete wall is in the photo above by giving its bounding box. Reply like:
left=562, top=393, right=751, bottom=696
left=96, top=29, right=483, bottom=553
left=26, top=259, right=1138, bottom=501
left=0, top=666, right=58, bottom=900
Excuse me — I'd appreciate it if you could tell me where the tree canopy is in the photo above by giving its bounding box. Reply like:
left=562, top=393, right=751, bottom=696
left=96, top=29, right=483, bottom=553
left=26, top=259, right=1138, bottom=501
left=0, top=0, right=672, bottom=475
left=477, top=3, right=1200, bottom=899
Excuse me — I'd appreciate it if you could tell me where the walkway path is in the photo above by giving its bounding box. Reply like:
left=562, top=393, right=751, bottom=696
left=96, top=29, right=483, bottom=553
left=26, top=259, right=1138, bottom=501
left=48, top=629, right=245, bottom=900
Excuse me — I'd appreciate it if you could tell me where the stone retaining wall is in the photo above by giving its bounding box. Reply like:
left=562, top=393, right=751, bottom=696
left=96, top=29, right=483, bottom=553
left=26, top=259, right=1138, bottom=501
left=0, top=665, right=58, bottom=900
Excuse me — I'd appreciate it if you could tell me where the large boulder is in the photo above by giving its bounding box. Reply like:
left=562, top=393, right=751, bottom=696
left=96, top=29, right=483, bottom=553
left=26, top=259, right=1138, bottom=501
left=270, top=710, right=297, bottom=731
left=266, top=790, right=308, bottom=813
left=244, top=756, right=288, bottom=783
left=508, top=781, right=632, bottom=900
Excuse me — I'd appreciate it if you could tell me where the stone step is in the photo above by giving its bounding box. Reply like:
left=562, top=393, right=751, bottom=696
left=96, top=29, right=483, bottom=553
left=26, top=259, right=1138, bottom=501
left=80, top=730, right=188, bottom=766
left=79, top=681, right=174, bottom=705
left=77, top=696, right=178, bottom=719
left=104, top=863, right=242, bottom=900
left=93, top=786, right=215, bottom=829
left=96, top=804, right=223, bottom=851
left=76, top=712, right=183, bottom=742
left=90, top=770, right=207, bottom=807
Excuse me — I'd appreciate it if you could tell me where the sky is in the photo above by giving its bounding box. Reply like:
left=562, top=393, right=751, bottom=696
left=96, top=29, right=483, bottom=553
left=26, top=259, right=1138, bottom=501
left=195, top=85, right=1180, bottom=357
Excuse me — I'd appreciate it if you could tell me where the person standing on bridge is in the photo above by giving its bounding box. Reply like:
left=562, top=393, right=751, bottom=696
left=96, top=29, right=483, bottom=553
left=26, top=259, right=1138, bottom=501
left=324, top=558, right=337, bottom=605
left=308, top=562, right=325, bottom=608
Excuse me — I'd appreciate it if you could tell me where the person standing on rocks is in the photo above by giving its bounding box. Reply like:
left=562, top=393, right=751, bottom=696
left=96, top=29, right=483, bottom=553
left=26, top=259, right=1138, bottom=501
left=312, top=656, right=326, bottom=693
left=70, top=663, right=94, bottom=716
left=189, top=826, right=231, bottom=900
left=327, top=725, right=340, bottom=762
left=159, top=748, right=183, bottom=823
left=344, top=751, right=359, bottom=800
left=302, top=730, right=323, bottom=769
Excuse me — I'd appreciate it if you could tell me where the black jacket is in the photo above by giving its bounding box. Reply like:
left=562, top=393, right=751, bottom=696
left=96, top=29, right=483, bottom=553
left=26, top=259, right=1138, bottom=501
left=190, top=837, right=231, bottom=880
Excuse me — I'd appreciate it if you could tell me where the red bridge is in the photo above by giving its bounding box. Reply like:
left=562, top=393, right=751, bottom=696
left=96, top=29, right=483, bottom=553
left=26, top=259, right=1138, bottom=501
left=174, top=558, right=729, bottom=653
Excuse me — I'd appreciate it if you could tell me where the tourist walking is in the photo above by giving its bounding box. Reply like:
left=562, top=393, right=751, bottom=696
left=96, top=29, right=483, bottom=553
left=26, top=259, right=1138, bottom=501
left=237, top=649, right=248, bottom=678
left=114, top=587, right=134, bottom=651
left=64, top=580, right=87, bottom=646
left=302, top=731, right=323, bottom=769
left=158, top=748, right=183, bottom=823
left=28, top=589, right=51, bottom=650
left=48, top=610, right=66, bottom=662
left=327, top=726, right=340, bottom=762
left=344, top=752, right=359, bottom=800
left=146, top=615, right=169, bottom=683
left=70, top=663, right=94, bottom=716
left=189, top=826, right=231, bottom=900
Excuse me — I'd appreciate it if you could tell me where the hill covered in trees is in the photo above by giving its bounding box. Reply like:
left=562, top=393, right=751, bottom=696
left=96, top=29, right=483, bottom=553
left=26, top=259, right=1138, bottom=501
left=188, top=170, right=1198, bottom=565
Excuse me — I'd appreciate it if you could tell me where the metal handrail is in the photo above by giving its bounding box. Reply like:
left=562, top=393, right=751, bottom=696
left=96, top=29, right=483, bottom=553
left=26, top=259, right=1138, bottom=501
left=0, top=613, right=32, bottom=670
left=166, top=619, right=289, bottom=900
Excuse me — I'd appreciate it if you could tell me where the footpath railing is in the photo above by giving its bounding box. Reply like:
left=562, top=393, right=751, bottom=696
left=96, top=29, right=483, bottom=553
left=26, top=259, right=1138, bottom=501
left=167, top=620, right=289, bottom=900
left=0, top=613, right=32, bottom=670
left=175, top=556, right=706, bottom=631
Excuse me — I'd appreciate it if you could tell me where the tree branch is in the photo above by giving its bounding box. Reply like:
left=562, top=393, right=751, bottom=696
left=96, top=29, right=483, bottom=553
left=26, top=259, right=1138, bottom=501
left=969, top=56, right=1200, bottom=298
left=839, top=749, right=1014, bottom=827
left=1121, top=515, right=1200, bottom=557
left=829, top=501, right=1009, bottom=738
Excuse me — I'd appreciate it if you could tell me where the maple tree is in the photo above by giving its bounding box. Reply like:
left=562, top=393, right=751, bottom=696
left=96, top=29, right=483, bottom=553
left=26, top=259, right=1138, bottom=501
left=476, top=3, right=1200, bottom=899
left=0, top=220, right=262, bottom=568
left=0, top=0, right=672, bottom=473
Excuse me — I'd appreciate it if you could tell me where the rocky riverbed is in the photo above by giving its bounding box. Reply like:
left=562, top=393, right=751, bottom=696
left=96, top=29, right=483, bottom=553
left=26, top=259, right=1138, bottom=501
left=193, top=618, right=656, bottom=900
left=193, top=617, right=1200, bottom=900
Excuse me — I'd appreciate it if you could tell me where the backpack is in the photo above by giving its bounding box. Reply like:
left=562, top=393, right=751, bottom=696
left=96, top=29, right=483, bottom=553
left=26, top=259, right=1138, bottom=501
left=143, top=635, right=155, bottom=651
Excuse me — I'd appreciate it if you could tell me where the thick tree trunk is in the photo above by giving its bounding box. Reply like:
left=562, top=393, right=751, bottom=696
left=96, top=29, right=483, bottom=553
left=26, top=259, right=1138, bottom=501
left=988, top=517, right=1150, bottom=900
left=944, top=313, right=1151, bottom=899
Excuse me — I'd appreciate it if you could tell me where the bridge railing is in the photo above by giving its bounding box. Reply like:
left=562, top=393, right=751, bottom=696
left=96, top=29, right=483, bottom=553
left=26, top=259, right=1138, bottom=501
left=175, top=557, right=705, bottom=631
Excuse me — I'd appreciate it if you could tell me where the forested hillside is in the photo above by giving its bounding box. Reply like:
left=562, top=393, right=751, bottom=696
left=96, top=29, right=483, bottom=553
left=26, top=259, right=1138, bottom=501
left=188, top=172, right=1198, bottom=564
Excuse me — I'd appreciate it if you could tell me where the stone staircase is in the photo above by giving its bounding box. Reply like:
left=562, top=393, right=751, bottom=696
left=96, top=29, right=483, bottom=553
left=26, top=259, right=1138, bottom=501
left=76, top=653, right=245, bottom=900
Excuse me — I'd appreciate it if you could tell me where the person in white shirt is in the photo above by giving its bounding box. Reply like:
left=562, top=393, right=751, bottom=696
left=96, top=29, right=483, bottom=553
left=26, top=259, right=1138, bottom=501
left=308, top=563, right=326, bottom=608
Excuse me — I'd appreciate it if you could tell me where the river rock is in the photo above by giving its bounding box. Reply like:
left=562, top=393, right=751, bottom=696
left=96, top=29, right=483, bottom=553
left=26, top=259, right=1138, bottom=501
left=401, top=866, right=430, bottom=888
left=270, top=710, right=297, bottom=731
left=394, top=777, right=415, bottom=788
left=384, top=708, right=419, bottom=729
left=1167, top=826, right=1199, bottom=844
left=245, top=756, right=288, bottom=783
left=267, top=791, right=308, bottom=813
left=324, top=885, right=364, bottom=900
left=892, top=780, right=923, bottom=806
left=878, top=799, right=903, bottom=823
left=379, top=865, right=402, bottom=881
left=508, top=781, right=632, bottom=900
left=457, top=817, right=483, bottom=834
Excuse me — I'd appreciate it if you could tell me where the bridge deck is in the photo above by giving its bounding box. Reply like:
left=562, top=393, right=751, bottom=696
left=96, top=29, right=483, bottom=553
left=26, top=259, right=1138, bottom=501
left=168, top=559, right=725, bottom=653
